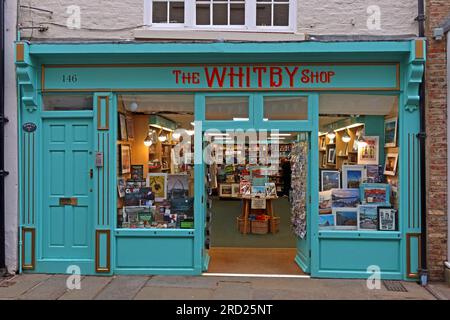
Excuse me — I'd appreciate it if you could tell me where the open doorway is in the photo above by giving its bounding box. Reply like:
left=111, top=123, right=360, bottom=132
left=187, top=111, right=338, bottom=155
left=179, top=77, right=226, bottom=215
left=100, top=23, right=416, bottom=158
left=204, top=130, right=309, bottom=275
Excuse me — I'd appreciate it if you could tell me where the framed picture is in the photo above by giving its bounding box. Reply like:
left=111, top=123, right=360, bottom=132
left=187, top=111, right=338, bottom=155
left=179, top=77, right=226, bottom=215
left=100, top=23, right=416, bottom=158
left=319, top=190, right=332, bottom=214
left=384, top=153, right=398, bottom=176
left=327, top=147, right=336, bottom=164
left=117, top=177, right=126, bottom=198
left=377, top=207, right=398, bottom=231
left=120, top=145, right=131, bottom=175
left=320, top=136, right=326, bottom=150
left=333, top=207, right=358, bottom=230
left=131, top=164, right=144, bottom=181
left=319, top=214, right=335, bottom=229
left=321, top=153, right=327, bottom=167
left=239, top=179, right=251, bottom=196
left=342, top=165, right=366, bottom=189
left=219, top=184, right=232, bottom=198
left=358, top=205, right=379, bottom=230
left=167, top=174, right=189, bottom=198
left=320, top=170, right=341, bottom=191
left=119, top=113, right=128, bottom=141
left=232, top=183, right=241, bottom=197
left=147, top=173, right=167, bottom=202
left=331, top=188, right=360, bottom=208
left=366, top=164, right=384, bottom=183
left=265, top=182, right=277, bottom=197
left=358, top=136, right=379, bottom=165
left=126, top=116, right=135, bottom=140
left=360, top=183, right=390, bottom=205
left=384, top=118, right=398, bottom=148
left=251, top=185, right=266, bottom=197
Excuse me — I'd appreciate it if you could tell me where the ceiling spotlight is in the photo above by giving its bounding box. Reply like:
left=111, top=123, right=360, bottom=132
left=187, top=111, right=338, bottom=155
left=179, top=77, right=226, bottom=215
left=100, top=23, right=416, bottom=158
left=128, top=101, right=139, bottom=112
left=342, top=130, right=351, bottom=143
left=158, top=134, right=167, bottom=142
left=327, top=130, right=336, bottom=144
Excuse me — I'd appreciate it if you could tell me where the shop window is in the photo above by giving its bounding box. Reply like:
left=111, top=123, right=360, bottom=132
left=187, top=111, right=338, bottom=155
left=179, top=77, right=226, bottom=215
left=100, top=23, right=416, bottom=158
left=263, top=96, right=308, bottom=120
left=205, top=96, right=249, bottom=121
left=318, top=94, right=399, bottom=232
left=117, top=94, right=195, bottom=230
left=42, top=94, right=93, bottom=111
left=145, top=0, right=294, bottom=31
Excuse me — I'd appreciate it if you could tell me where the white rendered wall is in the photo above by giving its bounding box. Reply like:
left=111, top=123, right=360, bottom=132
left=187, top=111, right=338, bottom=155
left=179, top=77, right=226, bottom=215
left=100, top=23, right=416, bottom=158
left=4, top=0, right=18, bottom=273
left=17, top=0, right=419, bottom=40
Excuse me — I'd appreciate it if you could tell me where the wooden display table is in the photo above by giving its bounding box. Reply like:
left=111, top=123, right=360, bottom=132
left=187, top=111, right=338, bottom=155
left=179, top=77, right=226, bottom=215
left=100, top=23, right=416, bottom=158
left=240, top=195, right=278, bottom=235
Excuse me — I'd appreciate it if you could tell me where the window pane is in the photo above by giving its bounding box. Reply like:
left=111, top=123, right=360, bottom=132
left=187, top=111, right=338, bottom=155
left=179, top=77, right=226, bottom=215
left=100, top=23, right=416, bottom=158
left=230, top=4, right=245, bottom=25
left=274, top=4, right=289, bottom=26
left=213, top=3, right=228, bottom=25
left=196, top=4, right=210, bottom=25
left=205, top=96, right=249, bottom=120
left=256, top=4, right=271, bottom=26
left=153, top=2, right=168, bottom=23
left=264, top=96, right=308, bottom=120
left=43, top=94, right=93, bottom=111
left=169, top=2, right=185, bottom=23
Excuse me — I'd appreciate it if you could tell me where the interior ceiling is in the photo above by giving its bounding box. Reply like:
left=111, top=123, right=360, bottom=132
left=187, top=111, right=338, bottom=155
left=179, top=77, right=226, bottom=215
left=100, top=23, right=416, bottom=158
left=120, top=94, right=397, bottom=129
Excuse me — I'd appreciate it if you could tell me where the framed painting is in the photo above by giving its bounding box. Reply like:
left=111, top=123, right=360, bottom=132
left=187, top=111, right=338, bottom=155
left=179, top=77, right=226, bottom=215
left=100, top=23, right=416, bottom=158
left=358, top=136, right=379, bottom=165
left=120, top=144, right=131, bottom=175
left=119, top=113, right=128, bottom=141
left=384, top=118, right=398, bottom=148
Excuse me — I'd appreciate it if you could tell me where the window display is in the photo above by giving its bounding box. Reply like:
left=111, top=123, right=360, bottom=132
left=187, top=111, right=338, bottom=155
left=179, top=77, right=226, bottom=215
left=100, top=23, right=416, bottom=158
left=318, top=94, right=400, bottom=233
left=117, top=94, right=195, bottom=229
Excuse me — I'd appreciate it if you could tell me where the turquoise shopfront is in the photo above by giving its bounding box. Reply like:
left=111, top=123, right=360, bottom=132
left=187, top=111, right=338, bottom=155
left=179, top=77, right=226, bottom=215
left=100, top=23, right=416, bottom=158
left=15, top=40, right=425, bottom=280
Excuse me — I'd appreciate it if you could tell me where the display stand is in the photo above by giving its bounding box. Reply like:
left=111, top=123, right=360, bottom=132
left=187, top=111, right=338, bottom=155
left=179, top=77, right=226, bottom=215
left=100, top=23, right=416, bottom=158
left=240, top=195, right=278, bottom=235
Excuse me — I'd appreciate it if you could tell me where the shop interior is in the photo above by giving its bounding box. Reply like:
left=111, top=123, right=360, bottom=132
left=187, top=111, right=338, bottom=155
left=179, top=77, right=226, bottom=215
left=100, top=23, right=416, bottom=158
left=116, top=93, right=400, bottom=275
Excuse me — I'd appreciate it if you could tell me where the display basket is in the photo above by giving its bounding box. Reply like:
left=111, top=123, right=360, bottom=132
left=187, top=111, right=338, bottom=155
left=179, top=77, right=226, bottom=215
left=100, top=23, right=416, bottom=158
left=270, top=216, right=280, bottom=233
left=236, top=217, right=251, bottom=234
left=251, top=219, right=269, bottom=234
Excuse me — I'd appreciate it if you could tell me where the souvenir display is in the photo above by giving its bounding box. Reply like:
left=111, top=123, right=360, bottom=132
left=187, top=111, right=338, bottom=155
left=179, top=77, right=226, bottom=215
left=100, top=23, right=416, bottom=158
left=290, top=141, right=308, bottom=239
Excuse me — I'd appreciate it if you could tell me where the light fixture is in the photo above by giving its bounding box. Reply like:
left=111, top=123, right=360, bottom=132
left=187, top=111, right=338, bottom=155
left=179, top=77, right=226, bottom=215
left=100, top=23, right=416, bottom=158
left=342, top=130, right=351, bottom=143
left=172, top=132, right=181, bottom=140
left=158, top=134, right=167, bottom=142
left=187, top=130, right=195, bottom=136
left=144, top=129, right=157, bottom=147
left=191, top=122, right=195, bottom=126
left=327, top=130, right=336, bottom=144
left=233, top=118, right=249, bottom=121
left=271, top=133, right=292, bottom=137
left=128, top=101, right=139, bottom=112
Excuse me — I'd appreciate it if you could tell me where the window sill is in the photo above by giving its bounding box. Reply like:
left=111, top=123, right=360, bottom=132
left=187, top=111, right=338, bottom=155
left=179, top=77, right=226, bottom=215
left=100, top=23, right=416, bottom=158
left=134, top=28, right=306, bottom=41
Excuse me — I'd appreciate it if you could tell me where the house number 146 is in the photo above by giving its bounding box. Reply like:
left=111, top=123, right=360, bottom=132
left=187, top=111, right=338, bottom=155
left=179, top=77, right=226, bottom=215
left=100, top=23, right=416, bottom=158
left=62, top=74, right=78, bottom=83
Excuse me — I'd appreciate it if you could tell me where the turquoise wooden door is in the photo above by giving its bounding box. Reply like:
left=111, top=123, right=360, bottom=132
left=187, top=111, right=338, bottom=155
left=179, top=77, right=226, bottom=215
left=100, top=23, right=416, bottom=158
left=41, top=117, right=94, bottom=271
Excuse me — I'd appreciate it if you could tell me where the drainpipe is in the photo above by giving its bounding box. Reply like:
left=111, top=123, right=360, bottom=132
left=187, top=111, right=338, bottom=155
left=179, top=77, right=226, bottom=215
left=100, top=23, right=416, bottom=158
left=416, top=0, right=428, bottom=285
left=0, top=0, right=9, bottom=275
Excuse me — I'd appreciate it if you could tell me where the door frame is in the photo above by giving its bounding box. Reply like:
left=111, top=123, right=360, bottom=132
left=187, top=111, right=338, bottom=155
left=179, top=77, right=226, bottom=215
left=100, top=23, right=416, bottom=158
left=36, top=110, right=96, bottom=274
left=195, top=92, right=319, bottom=274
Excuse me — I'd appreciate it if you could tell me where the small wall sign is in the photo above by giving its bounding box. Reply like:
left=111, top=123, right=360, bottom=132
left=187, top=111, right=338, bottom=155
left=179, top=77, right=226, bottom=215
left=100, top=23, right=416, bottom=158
left=23, top=122, right=37, bottom=133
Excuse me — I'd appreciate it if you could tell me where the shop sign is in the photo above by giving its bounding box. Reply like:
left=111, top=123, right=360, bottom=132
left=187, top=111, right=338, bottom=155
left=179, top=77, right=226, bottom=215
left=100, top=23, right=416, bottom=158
left=42, top=63, right=399, bottom=92
left=23, top=122, right=37, bottom=132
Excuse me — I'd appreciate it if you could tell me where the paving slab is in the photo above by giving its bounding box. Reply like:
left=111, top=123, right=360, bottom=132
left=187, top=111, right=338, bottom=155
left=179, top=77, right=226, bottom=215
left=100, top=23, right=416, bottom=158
left=146, top=276, right=227, bottom=289
left=58, top=276, right=113, bottom=300
left=211, top=281, right=252, bottom=300
left=135, top=286, right=214, bottom=300
left=427, top=282, right=450, bottom=300
left=94, top=276, right=149, bottom=300
left=0, top=274, right=52, bottom=300
left=19, top=275, right=69, bottom=300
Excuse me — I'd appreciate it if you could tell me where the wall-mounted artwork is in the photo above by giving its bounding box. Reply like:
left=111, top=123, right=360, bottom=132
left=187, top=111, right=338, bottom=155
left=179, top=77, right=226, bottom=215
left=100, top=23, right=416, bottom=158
left=358, top=136, right=379, bottom=165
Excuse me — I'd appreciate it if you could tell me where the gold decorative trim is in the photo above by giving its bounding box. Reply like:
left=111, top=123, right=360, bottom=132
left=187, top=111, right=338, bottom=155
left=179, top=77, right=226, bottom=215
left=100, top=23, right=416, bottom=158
left=415, top=40, right=424, bottom=60
left=95, top=229, right=111, bottom=273
left=16, top=43, right=25, bottom=62
left=22, top=228, right=36, bottom=270
left=97, top=96, right=109, bottom=131
left=406, top=233, right=422, bottom=279
left=41, top=62, right=401, bottom=92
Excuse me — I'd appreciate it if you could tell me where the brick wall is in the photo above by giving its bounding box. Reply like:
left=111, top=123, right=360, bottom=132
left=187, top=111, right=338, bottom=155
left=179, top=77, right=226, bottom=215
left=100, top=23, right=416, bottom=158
left=425, top=0, right=449, bottom=281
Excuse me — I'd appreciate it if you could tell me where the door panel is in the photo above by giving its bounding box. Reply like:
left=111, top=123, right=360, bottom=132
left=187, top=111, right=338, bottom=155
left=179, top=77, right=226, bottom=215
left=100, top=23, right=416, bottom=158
left=42, top=118, right=93, bottom=260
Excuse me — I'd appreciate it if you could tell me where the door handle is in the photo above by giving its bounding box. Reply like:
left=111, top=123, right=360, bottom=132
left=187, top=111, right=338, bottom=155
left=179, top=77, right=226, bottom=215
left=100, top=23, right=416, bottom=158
left=90, top=169, right=94, bottom=179
left=59, top=198, right=78, bottom=206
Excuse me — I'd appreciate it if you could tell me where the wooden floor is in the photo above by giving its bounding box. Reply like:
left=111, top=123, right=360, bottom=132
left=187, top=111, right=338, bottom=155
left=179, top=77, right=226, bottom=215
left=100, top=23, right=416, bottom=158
left=207, top=247, right=306, bottom=275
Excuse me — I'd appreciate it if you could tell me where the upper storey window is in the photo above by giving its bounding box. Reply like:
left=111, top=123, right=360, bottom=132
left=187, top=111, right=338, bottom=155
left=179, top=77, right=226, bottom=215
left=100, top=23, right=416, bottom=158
left=145, top=0, right=295, bottom=31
